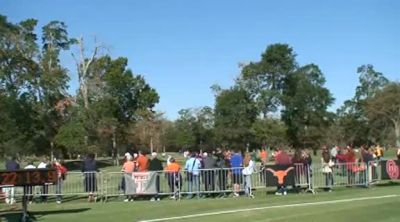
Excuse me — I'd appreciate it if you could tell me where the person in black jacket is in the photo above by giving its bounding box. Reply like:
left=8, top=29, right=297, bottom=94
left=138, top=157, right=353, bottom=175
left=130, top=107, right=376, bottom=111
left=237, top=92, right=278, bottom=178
left=149, top=152, right=163, bottom=201
left=82, top=153, right=98, bottom=202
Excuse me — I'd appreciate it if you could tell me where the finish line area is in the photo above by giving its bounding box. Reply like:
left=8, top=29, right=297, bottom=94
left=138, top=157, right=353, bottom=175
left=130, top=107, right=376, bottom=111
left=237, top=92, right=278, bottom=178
left=138, top=193, right=400, bottom=222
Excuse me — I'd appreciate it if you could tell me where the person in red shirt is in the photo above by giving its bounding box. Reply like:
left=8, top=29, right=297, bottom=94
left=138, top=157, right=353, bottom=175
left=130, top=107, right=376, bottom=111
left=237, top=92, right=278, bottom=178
left=337, top=146, right=357, bottom=185
left=53, top=159, right=68, bottom=204
left=275, top=148, right=292, bottom=165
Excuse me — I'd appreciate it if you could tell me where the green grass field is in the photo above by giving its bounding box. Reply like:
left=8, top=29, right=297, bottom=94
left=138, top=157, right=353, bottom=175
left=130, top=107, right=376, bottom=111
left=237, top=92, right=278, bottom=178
left=2, top=185, right=400, bottom=222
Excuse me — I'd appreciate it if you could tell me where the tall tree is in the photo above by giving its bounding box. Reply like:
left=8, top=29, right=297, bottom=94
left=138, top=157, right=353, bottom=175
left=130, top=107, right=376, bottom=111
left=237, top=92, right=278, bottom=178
left=214, top=87, right=257, bottom=149
left=251, top=117, right=287, bottom=149
left=281, top=64, right=334, bottom=149
left=337, top=64, right=389, bottom=145
left=366, top=82, right=400, bottom=147
left=239, top=43, right=297, bottom=116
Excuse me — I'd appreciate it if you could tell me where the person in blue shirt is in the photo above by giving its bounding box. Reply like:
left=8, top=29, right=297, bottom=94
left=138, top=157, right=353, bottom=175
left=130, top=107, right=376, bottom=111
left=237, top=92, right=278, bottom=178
left=230, top=150, right=243, bottom=197
left=185, top=152, right=202, bottom=199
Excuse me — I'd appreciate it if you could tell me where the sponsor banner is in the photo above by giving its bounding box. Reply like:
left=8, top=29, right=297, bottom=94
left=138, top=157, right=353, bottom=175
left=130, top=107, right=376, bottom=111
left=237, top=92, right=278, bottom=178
left=381, top=160, right=400, bottom=180
left=264, top=164, right=295, bottom=187
left=124, top=171, right=158, bottom=195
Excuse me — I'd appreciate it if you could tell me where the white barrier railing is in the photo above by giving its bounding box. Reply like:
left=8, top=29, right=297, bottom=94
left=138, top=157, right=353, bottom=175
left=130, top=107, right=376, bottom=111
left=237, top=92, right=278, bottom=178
left=310, top=162, right=369, bottom=190
left=0, top=160, right=394, bottom=204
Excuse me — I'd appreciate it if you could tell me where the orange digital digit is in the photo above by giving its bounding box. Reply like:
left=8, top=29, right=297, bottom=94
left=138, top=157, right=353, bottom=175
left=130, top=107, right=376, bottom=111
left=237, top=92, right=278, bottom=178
left=48, top=170, right=57, bottom=183
left=32, top=171, right=41, bottom=184
left=25, top=171, right=31, bottom=184
left=1, top=172, right=17, bottom=185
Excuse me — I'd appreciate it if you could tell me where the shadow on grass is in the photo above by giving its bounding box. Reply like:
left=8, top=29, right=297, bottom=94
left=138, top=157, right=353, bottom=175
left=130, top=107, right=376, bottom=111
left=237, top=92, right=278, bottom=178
left=0, top=208, right=91, bottom=222
left=376, top=181, right=400, bottom=187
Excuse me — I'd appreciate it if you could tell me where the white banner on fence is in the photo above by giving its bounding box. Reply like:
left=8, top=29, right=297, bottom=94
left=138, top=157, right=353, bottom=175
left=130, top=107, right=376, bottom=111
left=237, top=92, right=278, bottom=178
left=124, top=172, right=157, bottom=195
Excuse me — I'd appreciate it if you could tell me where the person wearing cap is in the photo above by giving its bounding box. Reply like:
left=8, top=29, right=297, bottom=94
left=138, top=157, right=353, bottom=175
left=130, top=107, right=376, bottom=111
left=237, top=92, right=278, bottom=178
left=149, top=152, right=163, bottom=201
left=165, top=157, right=182, bottom=199
left=37, top=157, right=50, bottom=203
left=122, top=155, right=135, bottom=202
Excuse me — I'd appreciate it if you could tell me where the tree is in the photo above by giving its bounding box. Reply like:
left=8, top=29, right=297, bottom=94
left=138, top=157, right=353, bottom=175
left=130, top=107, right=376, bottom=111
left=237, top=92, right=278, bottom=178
left=72, top=37, right=101, bottom=110
left=214, top=87, right=257, bottom=149
left=251, top=117, right=287, bottom=149
left=337, top=64, right=389, bottom=145
left=239, top=43, right=297, bottom=116
left=0, top=15, right=39, bottom=96
left=366, top=82, right=400, bottom=147
left=130, top=110, right=164, bottom=153
left=38, top=21, right=76, bottom=156
left=61, top=55, right=159, bottom=158
left=281, top=64, right=334, bottom=149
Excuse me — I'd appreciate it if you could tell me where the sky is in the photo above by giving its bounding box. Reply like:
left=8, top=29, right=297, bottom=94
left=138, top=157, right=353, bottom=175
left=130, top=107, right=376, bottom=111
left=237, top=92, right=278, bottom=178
left=1, top=0, right=399, bottom=119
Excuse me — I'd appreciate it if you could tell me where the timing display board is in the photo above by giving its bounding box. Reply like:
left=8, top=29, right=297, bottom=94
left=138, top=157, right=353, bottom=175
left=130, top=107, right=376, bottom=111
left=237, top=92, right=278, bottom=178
left=0, top=169, right=58, bottom=186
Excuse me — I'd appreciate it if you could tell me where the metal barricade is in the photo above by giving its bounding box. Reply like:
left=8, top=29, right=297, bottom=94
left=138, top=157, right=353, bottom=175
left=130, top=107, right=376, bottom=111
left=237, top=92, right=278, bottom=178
left=103, top=171, right=179, bottom=201
left=1, top=172, right=103, bottom=203
left=368, top=161, right=381, bottom=184
left=311, top=162, right=368, bottom=190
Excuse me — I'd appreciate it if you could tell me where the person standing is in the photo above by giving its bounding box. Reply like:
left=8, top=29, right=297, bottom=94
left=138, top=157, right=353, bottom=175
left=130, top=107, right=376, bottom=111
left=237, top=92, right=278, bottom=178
left=321, top=152, right=334, bottom=191
left=137, top=150, right=149, bottom=172
left=4, top=156, right=20, bottom=204
left=260, top=148, right=268, bottom=164
left=230, top=149, right=243, bottom=197
left=165, top=158, right=181, bottom=199
left=216, top=150, right=230, bottom=198
left=375, top=144, right=384, bottom=160
left=185, top=152, right=202, bottom=199
left=330, top=146, right=339, bottom=163
left=242, top=153, right=255, bottom=198
left=122, top=155, right=135, bottom=202
left=37, top=157, right=49, bottom=202
left=53, top=159, right=67, bottom=204
left=24, top=162, right=36, bottom=204
left=149, top=152, right=163, bottom=201
left=274, top=148, right=292, bottom=195
left=202, top=152, right=217, bottom=197
left=82, top=153, right=98, bottom=202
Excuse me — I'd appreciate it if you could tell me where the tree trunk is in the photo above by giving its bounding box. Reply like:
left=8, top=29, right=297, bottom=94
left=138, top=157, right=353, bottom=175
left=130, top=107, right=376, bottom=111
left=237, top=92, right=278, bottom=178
left=112, top=130, right=118, bottom=166
left=395, top=121, right=400, bottom=148
left=150, top=136, right=153, bottom=154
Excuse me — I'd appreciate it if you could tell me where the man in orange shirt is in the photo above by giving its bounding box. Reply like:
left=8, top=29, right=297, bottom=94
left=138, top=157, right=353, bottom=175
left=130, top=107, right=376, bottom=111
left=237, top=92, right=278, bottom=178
left=260, top=148, right=268, bottom=164
left=137, top=150, right=149, bottom=172
left=165, top=158, right=181, bottom=199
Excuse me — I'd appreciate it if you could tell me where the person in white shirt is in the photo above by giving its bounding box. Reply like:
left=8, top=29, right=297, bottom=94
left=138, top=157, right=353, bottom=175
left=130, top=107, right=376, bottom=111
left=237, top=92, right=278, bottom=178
left=242, top=153, right=255, bottom=198
left=24, top=162, right=36, bottom=204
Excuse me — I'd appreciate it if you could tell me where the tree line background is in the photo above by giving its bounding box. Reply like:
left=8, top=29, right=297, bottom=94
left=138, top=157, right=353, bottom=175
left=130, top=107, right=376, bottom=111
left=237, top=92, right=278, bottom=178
left=1, top=16, right=399, bottom=160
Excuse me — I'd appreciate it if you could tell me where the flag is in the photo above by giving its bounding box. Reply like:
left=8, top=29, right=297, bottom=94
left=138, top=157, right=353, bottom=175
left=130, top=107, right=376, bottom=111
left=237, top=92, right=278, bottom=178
left=124, top=172, right=158, bottom=195
left=381, top=160, right=400, bottom=180
left=264, top=164, right=295, bottom=187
